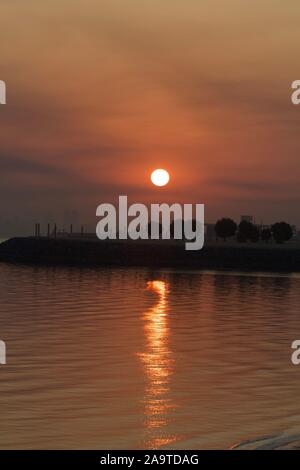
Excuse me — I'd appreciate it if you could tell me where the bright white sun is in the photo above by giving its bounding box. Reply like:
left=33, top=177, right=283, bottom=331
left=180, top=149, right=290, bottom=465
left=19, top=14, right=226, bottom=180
left=151, top=169, right=170, bottom=187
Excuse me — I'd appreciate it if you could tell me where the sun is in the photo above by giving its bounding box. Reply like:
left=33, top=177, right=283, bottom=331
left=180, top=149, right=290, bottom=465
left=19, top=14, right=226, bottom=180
left=151, top=169, right=170, bottom=187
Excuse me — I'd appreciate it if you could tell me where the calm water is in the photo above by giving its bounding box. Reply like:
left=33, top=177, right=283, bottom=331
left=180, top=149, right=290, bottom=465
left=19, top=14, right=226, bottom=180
left=0, top=263, right=300, bottom=449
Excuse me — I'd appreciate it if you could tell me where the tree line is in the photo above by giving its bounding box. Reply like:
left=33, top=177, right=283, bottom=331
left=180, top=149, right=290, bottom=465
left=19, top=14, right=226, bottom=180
left=215, top=218, right=293, bottom=244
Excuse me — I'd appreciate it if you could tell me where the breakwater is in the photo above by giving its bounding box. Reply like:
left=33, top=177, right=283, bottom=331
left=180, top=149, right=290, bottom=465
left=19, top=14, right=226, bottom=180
left=0, top=237, right=300, bottom=272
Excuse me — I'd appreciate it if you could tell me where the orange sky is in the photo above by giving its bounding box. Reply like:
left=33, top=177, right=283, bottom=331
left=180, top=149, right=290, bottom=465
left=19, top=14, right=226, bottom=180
left=1, top=1, right=300, bottom=233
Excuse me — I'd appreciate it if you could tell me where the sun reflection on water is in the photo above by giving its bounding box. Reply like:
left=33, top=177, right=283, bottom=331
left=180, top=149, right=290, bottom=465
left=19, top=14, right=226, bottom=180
left=138, top=280, right=177, bottom=448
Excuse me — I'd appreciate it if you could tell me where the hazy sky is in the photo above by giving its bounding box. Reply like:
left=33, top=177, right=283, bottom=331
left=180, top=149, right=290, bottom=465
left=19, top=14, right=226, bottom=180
left=1, top=1, right=300, bottom=234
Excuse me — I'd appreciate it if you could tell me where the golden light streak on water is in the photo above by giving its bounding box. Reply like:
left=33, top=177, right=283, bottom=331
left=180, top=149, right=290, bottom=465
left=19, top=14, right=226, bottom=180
left=138, top=280, right=177, bottom=448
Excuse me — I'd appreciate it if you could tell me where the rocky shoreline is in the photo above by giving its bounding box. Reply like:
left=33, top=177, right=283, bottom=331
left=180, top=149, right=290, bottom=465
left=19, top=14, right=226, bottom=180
left=232, top=432, right=300, bottom=450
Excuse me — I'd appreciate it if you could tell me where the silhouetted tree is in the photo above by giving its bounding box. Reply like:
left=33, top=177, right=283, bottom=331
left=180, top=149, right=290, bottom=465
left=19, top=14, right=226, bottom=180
left=238, top=220, right=259, bottom=242
left=249, top=225, right=260, bottom=242
left=271, top=222, right=293, bottom=244
left=215, top=218, right=237, bottom=241
left=261, top=228, right=272, bottom=243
